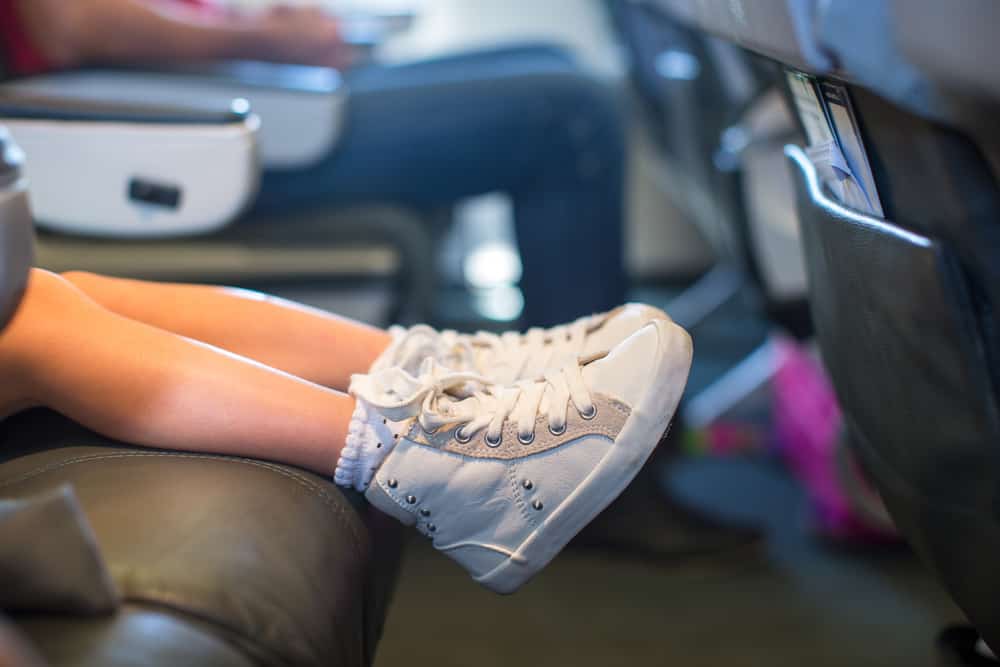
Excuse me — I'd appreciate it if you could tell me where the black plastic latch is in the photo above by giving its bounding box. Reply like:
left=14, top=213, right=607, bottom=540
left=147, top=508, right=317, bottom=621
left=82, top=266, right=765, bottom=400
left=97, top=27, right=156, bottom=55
left=128, top=178, right=182, bottom=210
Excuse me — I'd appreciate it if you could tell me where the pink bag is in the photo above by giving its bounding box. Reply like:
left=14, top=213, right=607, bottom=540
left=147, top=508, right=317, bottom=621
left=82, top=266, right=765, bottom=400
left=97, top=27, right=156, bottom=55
left=771, top=336, right=899, bottom=543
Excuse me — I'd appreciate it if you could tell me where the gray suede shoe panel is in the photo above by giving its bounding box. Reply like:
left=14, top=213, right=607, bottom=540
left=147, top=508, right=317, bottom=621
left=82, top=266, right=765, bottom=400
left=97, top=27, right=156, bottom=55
left=403, top=393, right=630, bottom=460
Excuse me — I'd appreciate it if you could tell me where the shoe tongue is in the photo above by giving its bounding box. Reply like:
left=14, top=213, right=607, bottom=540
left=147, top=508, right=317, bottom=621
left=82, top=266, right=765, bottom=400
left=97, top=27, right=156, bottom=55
left=393, top=328, right=445, bottom=375
left=536, top=314, right=604, bottom=372
left=580, top=350, right=610, bottom=385
left=473, top=346, right=508, bottom=379
left=581, top=306, right=638, bottom=358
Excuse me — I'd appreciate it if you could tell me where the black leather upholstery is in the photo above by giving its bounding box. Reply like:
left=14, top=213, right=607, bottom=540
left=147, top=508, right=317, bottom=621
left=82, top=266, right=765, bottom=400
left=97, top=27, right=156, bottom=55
left=0, top=486, right=119, bottom=616
left=0, top=409, right=403, bottom=667
left=18, top=607, right=257, bottom=667
left=786, top=142, right=1000, bottom=649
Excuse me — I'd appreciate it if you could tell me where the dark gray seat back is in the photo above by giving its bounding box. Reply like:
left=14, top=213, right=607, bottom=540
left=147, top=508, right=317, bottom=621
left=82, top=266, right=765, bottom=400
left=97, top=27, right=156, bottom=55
left=654, top=0, right=1000, bottom=647
left=0, top=127, right=33, bottom=330
left=785, top=89, right=1000, bottom=649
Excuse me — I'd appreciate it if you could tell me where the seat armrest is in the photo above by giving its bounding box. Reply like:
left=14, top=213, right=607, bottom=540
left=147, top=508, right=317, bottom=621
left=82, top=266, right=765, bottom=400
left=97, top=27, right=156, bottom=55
left=0, top=91, right=259, bottom=238
left=0, top=93, right=248, bottom=126
left=4, top=61, right=347, bottom=169
left=0, top=409, right=405, bottom=667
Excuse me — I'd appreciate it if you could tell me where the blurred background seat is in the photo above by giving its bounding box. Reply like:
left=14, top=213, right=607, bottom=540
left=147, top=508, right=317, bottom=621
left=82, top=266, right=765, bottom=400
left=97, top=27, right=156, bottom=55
left=1, top=56, right=438, bottom=324
left=0, top=87, right=260, bottom=238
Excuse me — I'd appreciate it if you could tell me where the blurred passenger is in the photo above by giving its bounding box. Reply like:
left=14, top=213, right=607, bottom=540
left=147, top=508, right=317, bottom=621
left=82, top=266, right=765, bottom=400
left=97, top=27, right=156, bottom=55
left=0, top=0, right=627, bottom=327
left=0, top=270, right=691, bottom=592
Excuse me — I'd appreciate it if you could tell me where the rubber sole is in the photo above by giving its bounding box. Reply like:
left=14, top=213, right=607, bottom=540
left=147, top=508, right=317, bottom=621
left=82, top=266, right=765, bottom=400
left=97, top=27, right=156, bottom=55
left=476, top=320, right=692, bottom=593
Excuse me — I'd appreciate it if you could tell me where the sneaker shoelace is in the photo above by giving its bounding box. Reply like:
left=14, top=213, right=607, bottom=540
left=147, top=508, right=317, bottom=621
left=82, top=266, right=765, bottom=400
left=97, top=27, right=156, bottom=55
left=352, top=358, right=597, bottom=446
left=458, top=314, right=595, bottom=383
left=386, top=314, right=598, bottom=381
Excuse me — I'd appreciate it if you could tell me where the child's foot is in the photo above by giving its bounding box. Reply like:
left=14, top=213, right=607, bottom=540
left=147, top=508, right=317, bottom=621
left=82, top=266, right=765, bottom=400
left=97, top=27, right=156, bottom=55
left=349, top=319, right=692, bottom=593
left=373, top=303, right=669, bottom=384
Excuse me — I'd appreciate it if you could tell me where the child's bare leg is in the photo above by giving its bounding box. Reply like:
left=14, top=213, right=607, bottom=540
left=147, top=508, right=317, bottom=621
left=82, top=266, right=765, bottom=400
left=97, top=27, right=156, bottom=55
left=60, top=272, right=393, bottom=390
left=0, top=270, right=353, bottom=475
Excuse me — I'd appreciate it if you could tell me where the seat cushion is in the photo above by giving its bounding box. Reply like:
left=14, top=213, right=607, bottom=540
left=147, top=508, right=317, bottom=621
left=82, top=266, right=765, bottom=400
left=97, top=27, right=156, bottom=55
left=0, top=409, right=404, bottom=666
left=17, top=606, right=257, bottom=667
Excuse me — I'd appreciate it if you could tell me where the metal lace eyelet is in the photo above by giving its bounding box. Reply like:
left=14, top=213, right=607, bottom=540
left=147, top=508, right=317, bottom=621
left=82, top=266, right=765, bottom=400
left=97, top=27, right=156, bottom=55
left=387, top=479, right=398, bottom=489
left=485, top=433, right=502, bottom=448
left=518, top=431, right=535, bottom=445
left=454, top=427, right=473, bottom=444
left=532, top=499, right=544, bottom=511
left=548, top=422, right=567, bottom=436
left=580, top=404, right=598, bottom=420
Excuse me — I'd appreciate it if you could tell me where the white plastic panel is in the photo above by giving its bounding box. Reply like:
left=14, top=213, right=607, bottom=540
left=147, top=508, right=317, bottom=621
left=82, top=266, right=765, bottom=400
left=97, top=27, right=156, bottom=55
left=5, top=117, right=259, bottom=238
left=646, top=0, right=832, bottom=73
left=651, top=0, right=1000, bottom=120
left=889, top=0, right=1000, bottom=105
left=3, top=65, right=346, bottom=169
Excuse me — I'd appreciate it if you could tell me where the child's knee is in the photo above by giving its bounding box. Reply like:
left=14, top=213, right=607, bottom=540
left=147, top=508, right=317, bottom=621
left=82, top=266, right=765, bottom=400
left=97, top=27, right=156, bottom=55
left=0, top=269, right=96, bottom=382
left=59, top=270, right=101, bottom=291
left=4, top=269, right=95, bottom=334
left=25, top=268, right=85, bottom=304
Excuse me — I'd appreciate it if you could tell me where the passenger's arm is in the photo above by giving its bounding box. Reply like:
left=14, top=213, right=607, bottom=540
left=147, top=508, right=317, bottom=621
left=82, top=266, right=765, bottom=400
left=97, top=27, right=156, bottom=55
left=14, top=0, right=352, bottom=69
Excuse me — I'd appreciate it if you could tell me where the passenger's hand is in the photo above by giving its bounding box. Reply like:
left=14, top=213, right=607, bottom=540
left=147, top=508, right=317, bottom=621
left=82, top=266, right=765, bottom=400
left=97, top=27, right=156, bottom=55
left=254, top=5, right=355, bottom=69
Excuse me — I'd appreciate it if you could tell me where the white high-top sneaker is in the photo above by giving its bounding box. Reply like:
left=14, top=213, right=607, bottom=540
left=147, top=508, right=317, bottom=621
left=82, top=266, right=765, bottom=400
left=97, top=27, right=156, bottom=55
left=372, top=303, right=670, bottom=384
left=352, top=318, right=693, bottom=593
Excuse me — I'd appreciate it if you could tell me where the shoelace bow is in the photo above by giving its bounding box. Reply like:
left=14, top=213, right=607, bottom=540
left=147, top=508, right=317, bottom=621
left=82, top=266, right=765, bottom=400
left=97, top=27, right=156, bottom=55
left=352, top=358, right=596, bottom=446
